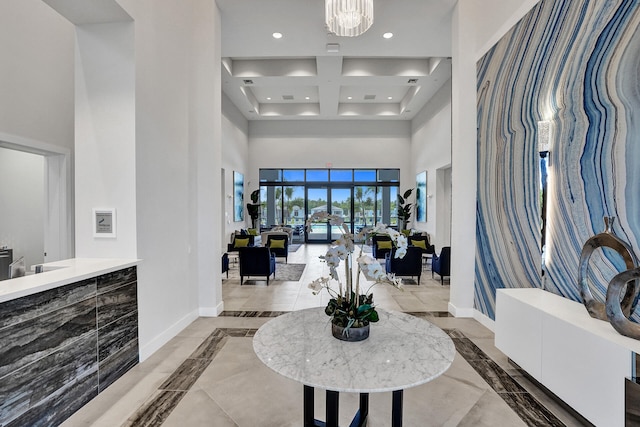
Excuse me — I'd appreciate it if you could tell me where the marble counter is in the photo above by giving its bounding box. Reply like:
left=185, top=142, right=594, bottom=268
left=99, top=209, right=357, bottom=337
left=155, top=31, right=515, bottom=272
left=253, top=307, right=455, bottom=393
left=0, top=258, right=139, bottom=303
left=0, top=262, right=140, bottom=426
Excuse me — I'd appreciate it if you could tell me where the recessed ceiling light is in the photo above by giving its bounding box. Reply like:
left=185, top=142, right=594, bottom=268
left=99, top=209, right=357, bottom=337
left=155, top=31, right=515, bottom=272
left=387, top=96, right=393, bottom=100
left=347, top=96, right=353, bottom=100
left=266, top=97, right=271, bottom=100
left=305, top=96, right=310, bottom=100
left=383, top=32, right=393, bottom=39
left=272, top=32, right=283, bottom=39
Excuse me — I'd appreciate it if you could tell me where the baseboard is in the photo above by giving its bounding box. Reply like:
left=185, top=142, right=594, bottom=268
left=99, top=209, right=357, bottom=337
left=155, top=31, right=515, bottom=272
left=199, top=301, right=224, bottom=317
left=139, top=308, right=199, bottom=362
left=448, top=301, right=475, bottom=318
left=473, top=309, right=495, bottom=332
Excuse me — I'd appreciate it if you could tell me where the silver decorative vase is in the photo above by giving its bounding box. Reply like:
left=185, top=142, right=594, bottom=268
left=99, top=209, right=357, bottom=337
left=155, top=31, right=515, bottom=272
left=331, top=321, right=370, bottom=342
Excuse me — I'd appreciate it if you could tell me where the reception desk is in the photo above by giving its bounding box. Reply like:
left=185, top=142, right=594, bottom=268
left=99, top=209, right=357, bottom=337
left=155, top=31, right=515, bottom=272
left=0, top=258, right=140, bottom=426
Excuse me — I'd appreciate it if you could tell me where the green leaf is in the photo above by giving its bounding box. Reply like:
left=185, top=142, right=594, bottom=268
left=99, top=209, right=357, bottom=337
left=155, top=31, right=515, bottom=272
left=403, top=189, right=413, bottom=199
left=363, top=309, right=379, bottom=322
left=357, top=304, right=372, bottom=314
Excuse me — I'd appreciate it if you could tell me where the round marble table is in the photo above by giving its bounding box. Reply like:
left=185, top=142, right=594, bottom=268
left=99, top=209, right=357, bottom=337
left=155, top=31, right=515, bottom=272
left=253, top=307, right=455, bottom=426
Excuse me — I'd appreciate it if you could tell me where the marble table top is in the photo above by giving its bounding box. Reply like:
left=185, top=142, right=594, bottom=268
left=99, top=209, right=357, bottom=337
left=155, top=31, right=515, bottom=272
left=253, top=307, right=455, bottom=393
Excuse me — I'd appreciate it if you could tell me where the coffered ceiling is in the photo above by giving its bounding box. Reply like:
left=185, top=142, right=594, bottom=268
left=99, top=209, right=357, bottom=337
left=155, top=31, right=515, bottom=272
left=218, top=0, right=456, bottom=121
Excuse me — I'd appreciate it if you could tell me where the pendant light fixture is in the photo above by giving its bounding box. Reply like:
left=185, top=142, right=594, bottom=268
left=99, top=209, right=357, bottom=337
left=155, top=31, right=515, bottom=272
left=325, top=0, right=373, bottom=37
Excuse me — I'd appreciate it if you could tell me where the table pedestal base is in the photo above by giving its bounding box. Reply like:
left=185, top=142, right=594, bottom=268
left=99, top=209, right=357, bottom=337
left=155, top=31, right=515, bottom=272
left=304, top=385, right=403, bottom=427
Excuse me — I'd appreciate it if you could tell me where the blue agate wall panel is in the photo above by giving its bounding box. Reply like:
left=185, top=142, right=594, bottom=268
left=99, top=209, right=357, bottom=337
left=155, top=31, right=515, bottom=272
left=476, top=0, right=640, bottom=320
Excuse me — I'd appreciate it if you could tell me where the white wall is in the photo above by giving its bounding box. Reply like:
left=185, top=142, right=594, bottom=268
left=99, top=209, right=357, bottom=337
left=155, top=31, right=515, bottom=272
left=110, top=0, right=224, bottom=358
left=74, top=21, right=136, bottom=259
left=222, top=93, right=250, bottom=248
left=410, top=79, right=452, bottom=249
left=0, top=0, right=75, bottom=266
left=0, top=0, right=74, bottom=150
left=0, top=148, right=45, bottom=268
left=248, top=120, right=412, bottom=196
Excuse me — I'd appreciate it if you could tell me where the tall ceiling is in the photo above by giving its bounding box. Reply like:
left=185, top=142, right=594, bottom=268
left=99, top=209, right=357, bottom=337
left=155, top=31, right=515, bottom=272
left=218, top=0, right=456, bottom=121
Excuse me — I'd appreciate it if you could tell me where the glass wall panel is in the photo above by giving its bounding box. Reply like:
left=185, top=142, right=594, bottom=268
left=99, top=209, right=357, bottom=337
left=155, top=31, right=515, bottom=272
left=354, top=186, right=376, bottom=234
left=283, top=169, right=304, bottom=182
left=307, top=187, right=328, bottom=241
left=258, top=168, right=402, bottom=239
left=283, top=185, right=305, bottom=242
left=354, top=169, right=376, bottom=182
left=378, top=169, right=400, bottom=182
left=260, top=169, right=281, bottom=182
left=260, top=185, right=283, bottom=228
left=330, top=169, right=353, bottom=182
left=306, top=169, right=329, bottom=182
left=331, top=188, right=351, bottom=240
left=376, top=186, right=399, bottom=227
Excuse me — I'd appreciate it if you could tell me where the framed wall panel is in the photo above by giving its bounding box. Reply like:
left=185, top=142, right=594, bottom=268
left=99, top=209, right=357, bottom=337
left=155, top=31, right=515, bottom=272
left=233, top=171, right=244, bottom=222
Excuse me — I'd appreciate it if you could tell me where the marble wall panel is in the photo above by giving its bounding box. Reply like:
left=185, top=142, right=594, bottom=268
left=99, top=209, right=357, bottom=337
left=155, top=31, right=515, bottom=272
left=0, top=297, right=96, bottom=379
left=476, top=0, right=640, bottom=319
left=4, top=371, right=98, bottom=427
left=99, top=339, right=139, bottom=393
left=97, top=282, right=137, bottom=328
left=0, top=278, right=96, bottom=329
left=0, top=267, right=138, bottom=426
left=97, top=266, right=137, bottom=295
left=98, top=311, right=138, bottom=362
left=0, top=335, right=97, bottom=425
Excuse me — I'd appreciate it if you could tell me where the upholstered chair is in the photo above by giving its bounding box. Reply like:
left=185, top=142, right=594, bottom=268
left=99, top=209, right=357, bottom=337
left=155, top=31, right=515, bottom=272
left=385, top=246, right=423, bottom=284
left=266, top=235, right=288, bottom=263
left=221, top=252, right=229, bottom=278
left=227, top=234, right=255, bottom=253
left=408, top=235, right=435, bottom=255
left=432, top=246, right=451, bottom=285
left=371, top=234, right=393, bottom=259
left=239, top=247, right=276, bottom=285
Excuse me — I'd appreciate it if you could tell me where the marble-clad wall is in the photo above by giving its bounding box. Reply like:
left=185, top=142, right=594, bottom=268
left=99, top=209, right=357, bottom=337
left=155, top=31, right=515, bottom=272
left=0, top=267, right=138, bottom=426
left=476, top=0, right=640, bottom=319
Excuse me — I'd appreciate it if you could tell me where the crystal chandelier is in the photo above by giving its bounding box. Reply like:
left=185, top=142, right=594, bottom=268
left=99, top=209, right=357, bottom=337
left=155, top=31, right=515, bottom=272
left=325, top=0, right=374, bottom=37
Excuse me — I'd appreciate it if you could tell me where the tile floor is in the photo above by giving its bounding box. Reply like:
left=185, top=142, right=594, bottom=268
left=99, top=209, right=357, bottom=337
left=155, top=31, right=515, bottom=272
left=61, top=244, right=588, bottom=427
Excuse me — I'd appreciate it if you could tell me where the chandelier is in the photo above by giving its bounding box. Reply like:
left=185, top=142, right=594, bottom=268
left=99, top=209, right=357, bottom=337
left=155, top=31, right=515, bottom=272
left=325, top=0, right=374, bottom=37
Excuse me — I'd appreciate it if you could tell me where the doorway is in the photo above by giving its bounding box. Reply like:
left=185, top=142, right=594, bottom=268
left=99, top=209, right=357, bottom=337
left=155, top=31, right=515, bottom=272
left=305, top=186, right=353, bottom=243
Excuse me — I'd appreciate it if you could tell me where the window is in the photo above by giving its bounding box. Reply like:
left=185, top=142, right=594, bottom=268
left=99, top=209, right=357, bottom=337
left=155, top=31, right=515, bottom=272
left=329, top=169, right=353, bottom=182
left=258, top=169, right=402, bottom=239
left=306, top=169, right=329, bottom=182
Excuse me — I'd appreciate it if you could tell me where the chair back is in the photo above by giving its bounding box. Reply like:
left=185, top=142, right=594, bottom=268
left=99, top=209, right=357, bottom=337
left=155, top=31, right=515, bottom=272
left=239, top=246, right=273, bottom=275
left=433, top=246, right=451, bottom=276
left=372, top=234, right=393, bottom=259
left=408, top=235, right=434, bottom=254
left=385, top=246, right=423, bottom=277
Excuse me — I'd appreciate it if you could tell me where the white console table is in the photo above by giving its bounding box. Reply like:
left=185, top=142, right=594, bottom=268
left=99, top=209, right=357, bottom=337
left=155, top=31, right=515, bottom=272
left=496, top=288, right=640, bottom=427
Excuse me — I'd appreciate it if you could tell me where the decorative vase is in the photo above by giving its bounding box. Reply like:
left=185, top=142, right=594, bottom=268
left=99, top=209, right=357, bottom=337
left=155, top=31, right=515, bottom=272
left=331, top=320, right=370, bottom=342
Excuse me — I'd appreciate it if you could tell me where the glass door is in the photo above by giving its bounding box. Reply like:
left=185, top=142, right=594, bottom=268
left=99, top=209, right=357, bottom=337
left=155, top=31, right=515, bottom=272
left=306, top=187, right=329, bottom=242
left=330, top=188, right=352, bottom=241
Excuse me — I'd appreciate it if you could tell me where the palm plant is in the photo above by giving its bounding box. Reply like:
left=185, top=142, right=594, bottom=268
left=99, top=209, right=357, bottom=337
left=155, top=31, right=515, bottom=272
left=246, top=189, right=260, bottom=229
left=397, top=188, right=414, bottom=231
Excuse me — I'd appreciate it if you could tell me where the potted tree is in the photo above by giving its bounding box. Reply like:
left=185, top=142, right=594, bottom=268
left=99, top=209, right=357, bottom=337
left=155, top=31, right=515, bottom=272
left=397, top=188, right=414, bottom=232
left=246, top=189, right=260, bottom=230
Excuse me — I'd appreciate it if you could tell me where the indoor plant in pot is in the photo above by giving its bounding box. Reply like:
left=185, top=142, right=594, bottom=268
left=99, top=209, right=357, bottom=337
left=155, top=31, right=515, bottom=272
left=306, top=212, right=407, bottom=341
left=246, top=189, right=261, bottom=230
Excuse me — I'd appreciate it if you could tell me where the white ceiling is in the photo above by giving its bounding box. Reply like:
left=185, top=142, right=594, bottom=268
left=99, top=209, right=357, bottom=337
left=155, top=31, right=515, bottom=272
left=218, top=0, right=456, bottom=121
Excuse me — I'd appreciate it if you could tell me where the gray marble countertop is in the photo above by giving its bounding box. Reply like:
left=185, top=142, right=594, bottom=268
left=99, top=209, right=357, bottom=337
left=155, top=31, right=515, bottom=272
left=253, top=307, right=455, bottom=393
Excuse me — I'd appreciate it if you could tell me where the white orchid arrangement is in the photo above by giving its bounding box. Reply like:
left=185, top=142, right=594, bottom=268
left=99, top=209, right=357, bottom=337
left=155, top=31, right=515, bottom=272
left=306, top=211, right=407, bottom=328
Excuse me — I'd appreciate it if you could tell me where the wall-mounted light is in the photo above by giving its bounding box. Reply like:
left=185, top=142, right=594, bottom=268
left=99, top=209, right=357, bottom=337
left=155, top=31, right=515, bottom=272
left=538, top=120, right=552, bottom=165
